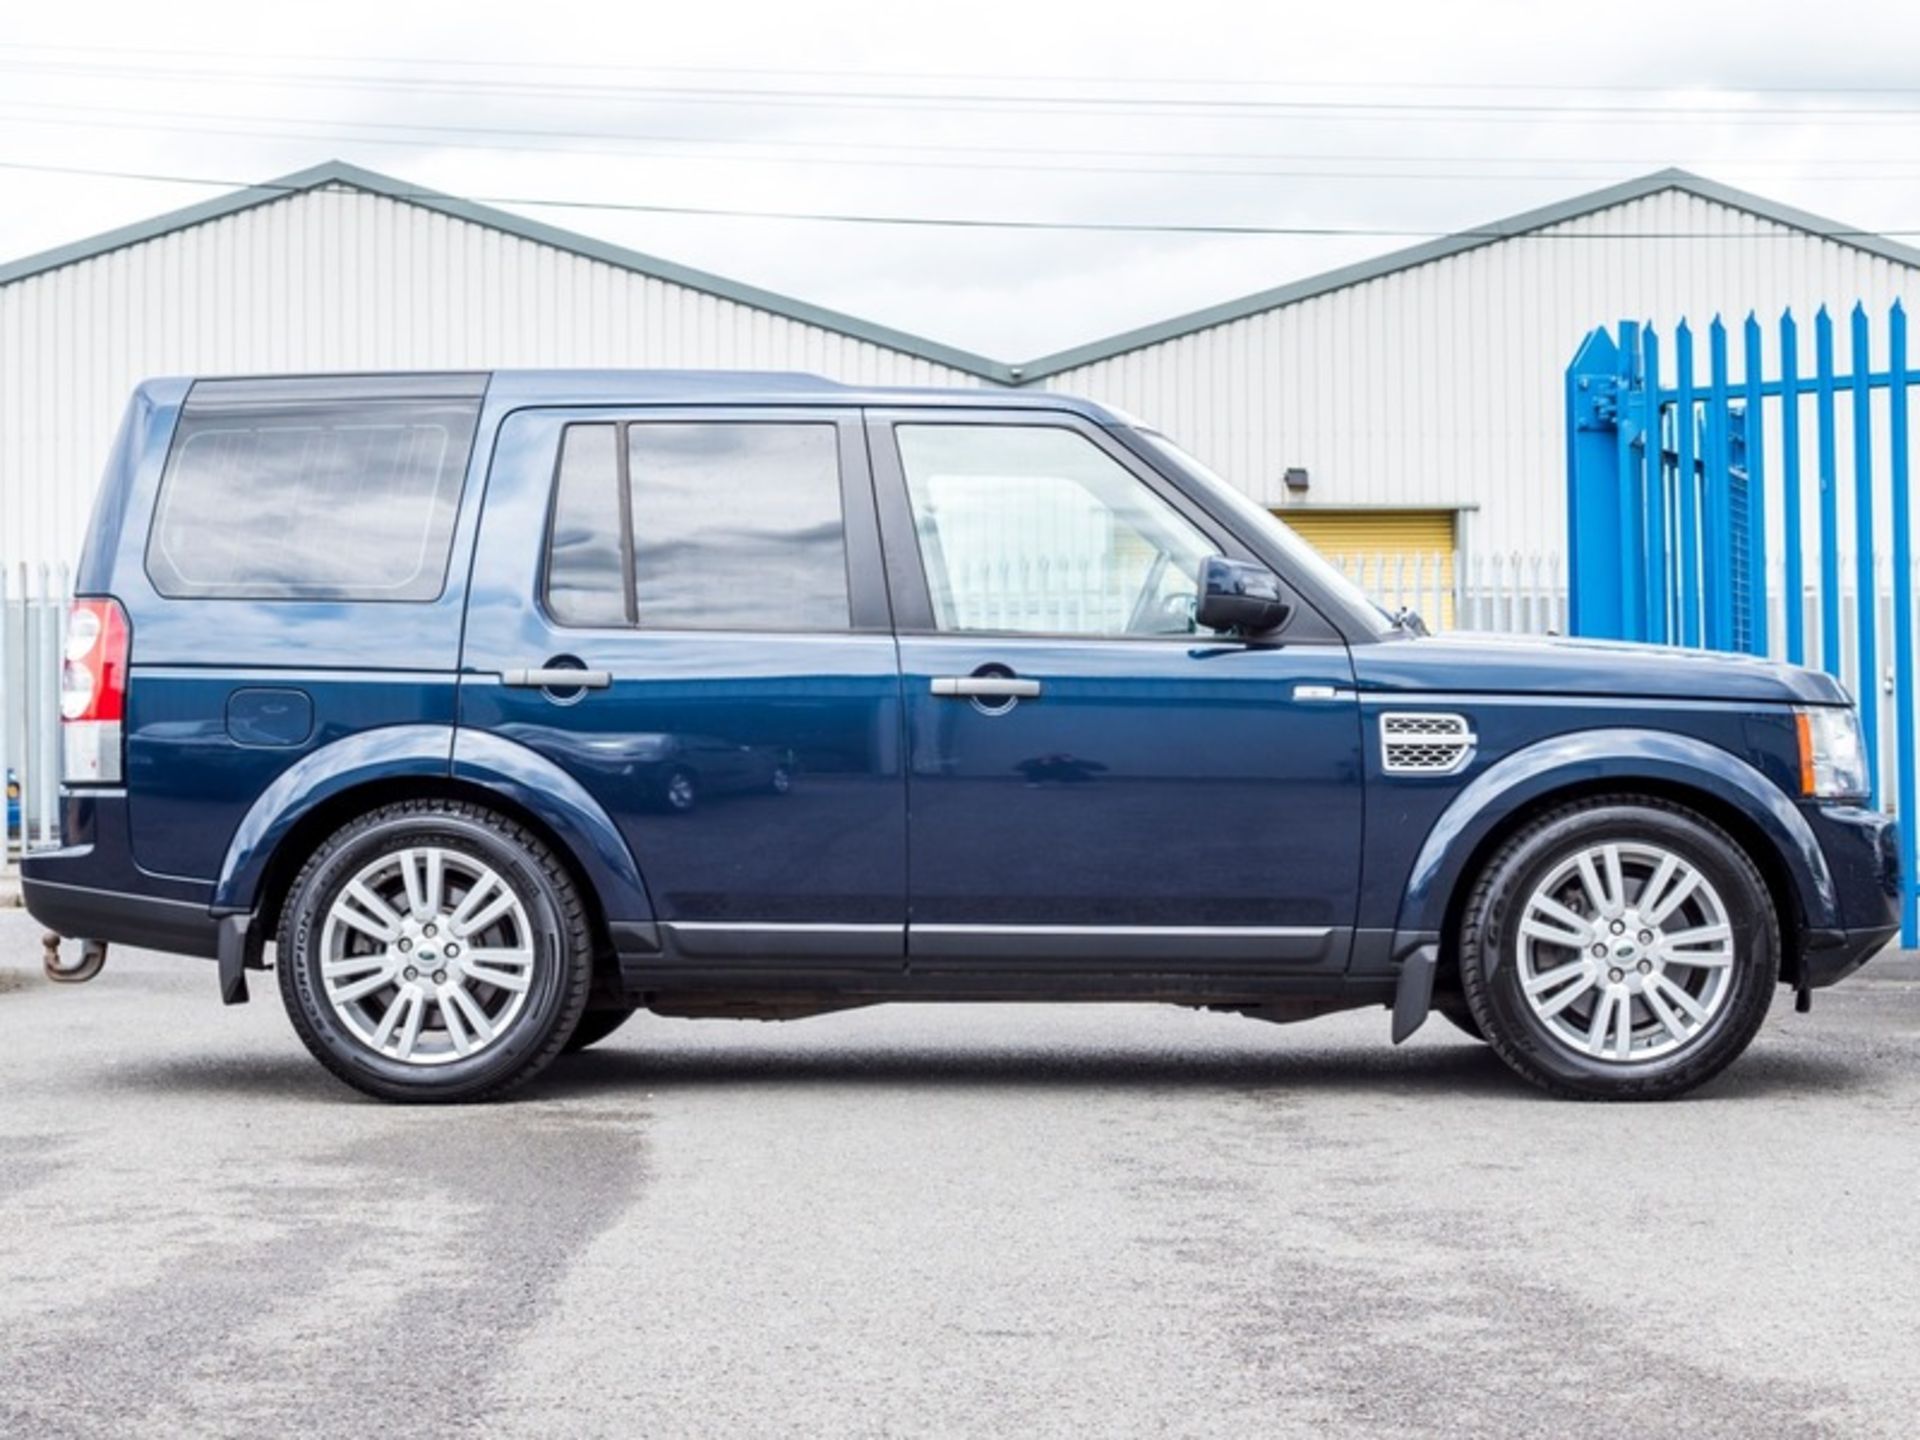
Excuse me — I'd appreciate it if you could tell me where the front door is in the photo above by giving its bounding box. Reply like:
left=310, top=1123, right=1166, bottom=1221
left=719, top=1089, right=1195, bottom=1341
left=868, top=412, right=1364, bottom=973
left=460, top=407, right=905, bottom=967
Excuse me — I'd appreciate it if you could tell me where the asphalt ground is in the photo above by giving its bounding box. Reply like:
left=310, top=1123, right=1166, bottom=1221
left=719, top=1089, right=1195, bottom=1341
left=2, top=907, right=1917, bottom=1438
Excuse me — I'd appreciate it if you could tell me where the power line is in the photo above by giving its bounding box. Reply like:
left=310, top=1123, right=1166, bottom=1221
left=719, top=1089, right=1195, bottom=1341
left=6, top=156, right=1920, bottom=239
left=15, top=105, right=1920, bottom=183
left=3, top=39, right=1919, bottom=99
left=8, top=57, right=1920, bottom=126
left=6, top=97, right=1920, bottom=177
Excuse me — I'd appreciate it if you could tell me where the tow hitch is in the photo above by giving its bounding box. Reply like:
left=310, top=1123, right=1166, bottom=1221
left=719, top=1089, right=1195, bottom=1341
left=43, top=932, right=108, bottom=984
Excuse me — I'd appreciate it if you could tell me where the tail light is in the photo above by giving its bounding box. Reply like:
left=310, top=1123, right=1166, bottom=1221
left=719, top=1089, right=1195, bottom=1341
left=61, top=597, right=129, bottom=784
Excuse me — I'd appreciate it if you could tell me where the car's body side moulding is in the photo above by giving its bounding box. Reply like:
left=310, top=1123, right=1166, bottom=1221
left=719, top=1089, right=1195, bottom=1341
left=212, top=724, right=656, bottom=931
left=1392, top=727, right=1838, bottom=946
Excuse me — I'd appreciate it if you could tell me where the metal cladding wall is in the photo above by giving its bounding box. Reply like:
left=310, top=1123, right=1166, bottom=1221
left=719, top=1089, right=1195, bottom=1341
left=1034, top=189, right=1920, bottom=557
left=0, top=184, right=986, bottom=566
left=10, top=173, right=1920, bottom=569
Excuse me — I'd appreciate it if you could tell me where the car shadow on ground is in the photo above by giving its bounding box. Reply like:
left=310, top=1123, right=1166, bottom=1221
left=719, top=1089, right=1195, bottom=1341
left=95, top=1031, right=1879, bottom=1106
left=531, top=1039, right=1875, bottom=1103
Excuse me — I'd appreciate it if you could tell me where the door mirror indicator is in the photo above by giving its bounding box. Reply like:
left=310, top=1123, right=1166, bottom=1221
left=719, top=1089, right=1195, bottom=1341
left=1195, top=557, right=1290, bottom=635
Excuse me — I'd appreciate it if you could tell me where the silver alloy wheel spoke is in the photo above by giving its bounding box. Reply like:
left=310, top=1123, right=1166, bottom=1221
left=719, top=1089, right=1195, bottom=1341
left=319, top=846, right=536, bottom=1068
left=1514, top=839, right=1736, bottom=1064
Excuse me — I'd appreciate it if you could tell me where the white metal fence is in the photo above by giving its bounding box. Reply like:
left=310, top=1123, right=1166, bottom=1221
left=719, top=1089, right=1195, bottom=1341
left=2, top=562, right=69, bottom=877
left=1325, top=551, right=1568, bottom=635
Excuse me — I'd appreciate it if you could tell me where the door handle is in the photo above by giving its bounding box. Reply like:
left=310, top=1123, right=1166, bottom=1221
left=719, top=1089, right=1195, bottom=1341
left=502, top=667, right=612, bottom=689
left=930, top=676, right=1042, bottom=699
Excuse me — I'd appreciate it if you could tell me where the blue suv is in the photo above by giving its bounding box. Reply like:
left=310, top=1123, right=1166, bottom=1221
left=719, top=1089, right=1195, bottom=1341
left=24, top=372, right=1899, bottom=1102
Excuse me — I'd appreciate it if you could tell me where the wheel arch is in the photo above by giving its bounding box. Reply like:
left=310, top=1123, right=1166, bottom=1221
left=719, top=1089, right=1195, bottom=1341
left=1399, top=728, right=1833, bottom=990
left=214, top=725, right=654, bottom=958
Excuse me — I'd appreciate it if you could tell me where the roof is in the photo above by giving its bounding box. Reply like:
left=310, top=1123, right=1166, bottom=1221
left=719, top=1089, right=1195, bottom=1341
left=158, top=367, right=1128, bottom=420
left=6, top=161, right=1918, bottom=388
left=479, top=368, right=1123, bottom=418
left=0, top=161, right=1013, bottom=383
left=1013, top=168, right=1920, bottom=380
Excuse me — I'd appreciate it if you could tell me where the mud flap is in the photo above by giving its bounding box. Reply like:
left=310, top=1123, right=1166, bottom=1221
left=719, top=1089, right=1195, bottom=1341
left=1391, top=943, right=1439, bottom=1044
left=216, top=914, right=252, bottom=1006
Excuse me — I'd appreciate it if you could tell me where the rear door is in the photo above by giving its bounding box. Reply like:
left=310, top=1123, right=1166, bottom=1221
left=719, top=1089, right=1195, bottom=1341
left=458, top=407, right=906, bottom=967
left=869, top=410, right=1365, bottom=975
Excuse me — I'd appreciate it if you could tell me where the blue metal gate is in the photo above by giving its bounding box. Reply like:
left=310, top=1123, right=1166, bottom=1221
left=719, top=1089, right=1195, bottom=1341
left=1567, top=302, right=1917, bottom=943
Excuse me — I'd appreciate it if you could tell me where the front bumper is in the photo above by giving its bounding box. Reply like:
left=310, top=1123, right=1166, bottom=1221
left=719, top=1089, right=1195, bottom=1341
left=1799, top=801, right=1901, bottom=988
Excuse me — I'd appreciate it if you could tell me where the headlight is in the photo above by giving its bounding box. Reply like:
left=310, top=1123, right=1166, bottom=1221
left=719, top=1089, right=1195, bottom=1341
left=1795, top=706, right=1869, bottom=799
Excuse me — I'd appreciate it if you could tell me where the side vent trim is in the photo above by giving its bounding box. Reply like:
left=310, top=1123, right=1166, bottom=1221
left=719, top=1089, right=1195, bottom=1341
left=1380, top=712, right=1477, bottom=775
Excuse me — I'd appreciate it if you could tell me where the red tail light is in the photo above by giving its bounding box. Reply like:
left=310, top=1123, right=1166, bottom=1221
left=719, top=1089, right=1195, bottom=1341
left=61, top=597, right=129, bottom=783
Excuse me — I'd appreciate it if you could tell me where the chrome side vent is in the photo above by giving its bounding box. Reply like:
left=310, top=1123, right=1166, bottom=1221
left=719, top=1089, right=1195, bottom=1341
left=1380, top=712, right=1477, bottom=775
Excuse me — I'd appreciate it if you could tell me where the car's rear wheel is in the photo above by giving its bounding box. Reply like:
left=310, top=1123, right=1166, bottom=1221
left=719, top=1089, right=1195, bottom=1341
left=564, top=1005, right=638, bottom=1053
left=277, top=799, right=593, bottom=1103
left=1435, top=1001, right=1485, bottom=1042
left=1458, top=796, right=1779, bottom=1100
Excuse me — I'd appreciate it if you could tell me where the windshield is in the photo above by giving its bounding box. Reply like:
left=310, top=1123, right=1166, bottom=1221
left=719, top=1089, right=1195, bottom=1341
left=1129, top=430, right=1398, bottom=636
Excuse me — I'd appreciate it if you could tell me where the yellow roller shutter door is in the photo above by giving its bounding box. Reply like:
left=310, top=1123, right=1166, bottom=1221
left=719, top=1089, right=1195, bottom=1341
left=1279, top=509, right=1456, bottom=628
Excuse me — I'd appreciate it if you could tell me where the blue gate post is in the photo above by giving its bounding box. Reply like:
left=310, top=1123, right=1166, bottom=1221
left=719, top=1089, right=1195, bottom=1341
left=1815, top=309, right=1842, bottom=676
left=1567, top=326, right=1628, bottom=638
left=1742, top=313, right=1770, bottom=657
left=1642, top=327, right=1670, bottom=642
left=1780, top=310, right=1806, bottom=665
left=1674, top=324, right=1701, bottom=647
left=1890, top=301, right=1917, bottom=945
left=1704, top=318, right=1737, bottom=651
left=1850, top=303, right=1881, bottom=801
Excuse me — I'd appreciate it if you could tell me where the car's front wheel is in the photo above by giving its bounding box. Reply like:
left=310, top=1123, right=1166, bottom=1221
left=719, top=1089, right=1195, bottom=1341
left=276, top=799, right=593, bottom=1103
left=564, top=1005, right=639, bottom=1053
left=1458, top=796, right=1779, bottom=1100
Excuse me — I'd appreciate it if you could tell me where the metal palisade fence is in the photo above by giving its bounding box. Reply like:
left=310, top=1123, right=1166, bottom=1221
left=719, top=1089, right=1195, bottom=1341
left=1325, top=550, right=1566, bottom=636
left=2, top=563, right=69, bottom=877
left=1567, top=301, right=1919, bottom=941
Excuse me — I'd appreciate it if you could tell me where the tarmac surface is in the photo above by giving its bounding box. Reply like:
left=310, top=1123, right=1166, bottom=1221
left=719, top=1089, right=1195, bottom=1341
left=2, top=908, right=1917, bottom=1438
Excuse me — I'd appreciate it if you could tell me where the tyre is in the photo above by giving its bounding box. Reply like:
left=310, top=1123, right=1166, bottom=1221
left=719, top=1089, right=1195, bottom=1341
left=276, top=799, right=594, bottom=1103
left=564, top=1005, right=638, bottom=1053
left=1435, top=1001, right=1485, bottom=1043
left=1458, top=796, right=1779, bottom=1101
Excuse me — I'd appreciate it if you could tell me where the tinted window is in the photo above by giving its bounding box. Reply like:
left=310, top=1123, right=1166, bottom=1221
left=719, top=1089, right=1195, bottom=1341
left=147, top=396, right=478, bottom=600
left=545, top=425, right=628, bottom=627
left=896, top=425, right=1219, bottom=636
left=629, top=423, right=849, bottom=630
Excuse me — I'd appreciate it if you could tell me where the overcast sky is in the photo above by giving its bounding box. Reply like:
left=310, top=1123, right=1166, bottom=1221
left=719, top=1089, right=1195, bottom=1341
left=4, top=1, right=1920, bottom=358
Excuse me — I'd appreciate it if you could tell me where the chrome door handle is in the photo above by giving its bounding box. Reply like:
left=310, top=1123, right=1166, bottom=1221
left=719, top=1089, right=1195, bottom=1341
left=502, top=667, right=612, bottom=689
left=930, top=676, right=1042, bottom=699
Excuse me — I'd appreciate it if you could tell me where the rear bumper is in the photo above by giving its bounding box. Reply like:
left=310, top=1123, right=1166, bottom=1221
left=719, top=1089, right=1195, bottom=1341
left=20, top=875, right=220, bottom=958
left=20, top=789, right=220, bottom=959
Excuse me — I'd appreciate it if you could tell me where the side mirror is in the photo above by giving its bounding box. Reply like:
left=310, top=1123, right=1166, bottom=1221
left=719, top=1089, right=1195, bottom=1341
left=1196, top=557, right=1290, bottom=635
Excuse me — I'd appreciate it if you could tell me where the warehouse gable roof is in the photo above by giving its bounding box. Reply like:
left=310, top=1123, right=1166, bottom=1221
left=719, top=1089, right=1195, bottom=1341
left=4, top=163, right=1917, bottom=387
left=0, top=160, right=1014, bottom=382
left=1012, top=169, right=1920, bottom=381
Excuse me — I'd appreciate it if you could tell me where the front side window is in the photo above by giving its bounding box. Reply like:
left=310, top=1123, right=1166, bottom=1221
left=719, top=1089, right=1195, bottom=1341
left=543, top=420, right=850, bottom=632
left=147, top=395, right=478, bottom=601
left=895, top=424, right=1220, bottom=637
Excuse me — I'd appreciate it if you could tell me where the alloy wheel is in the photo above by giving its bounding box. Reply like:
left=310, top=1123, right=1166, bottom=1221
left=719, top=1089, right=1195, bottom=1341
left=1514, top=840, right=1736, bottom=1063
left=318, top=846, right=537, bottom=1066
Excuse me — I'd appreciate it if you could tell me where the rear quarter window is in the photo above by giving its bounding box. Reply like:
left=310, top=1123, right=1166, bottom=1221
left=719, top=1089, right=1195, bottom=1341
left=146, top=387, right=482, bottom=601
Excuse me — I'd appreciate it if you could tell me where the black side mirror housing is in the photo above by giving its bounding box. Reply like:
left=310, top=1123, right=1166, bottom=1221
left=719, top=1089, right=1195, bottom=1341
left=1196, top=557, right=1290, bottom=635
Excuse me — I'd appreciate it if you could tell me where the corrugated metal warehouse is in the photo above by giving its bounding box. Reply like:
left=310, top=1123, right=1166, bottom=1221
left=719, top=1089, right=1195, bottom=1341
left=5, top=160, right=1920, bottom=571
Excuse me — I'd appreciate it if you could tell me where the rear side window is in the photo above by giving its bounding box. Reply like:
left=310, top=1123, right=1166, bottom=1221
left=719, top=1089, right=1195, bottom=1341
left=147, top=387, right=481, bottom=601
left=544, top=420, right=850, bottom=632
